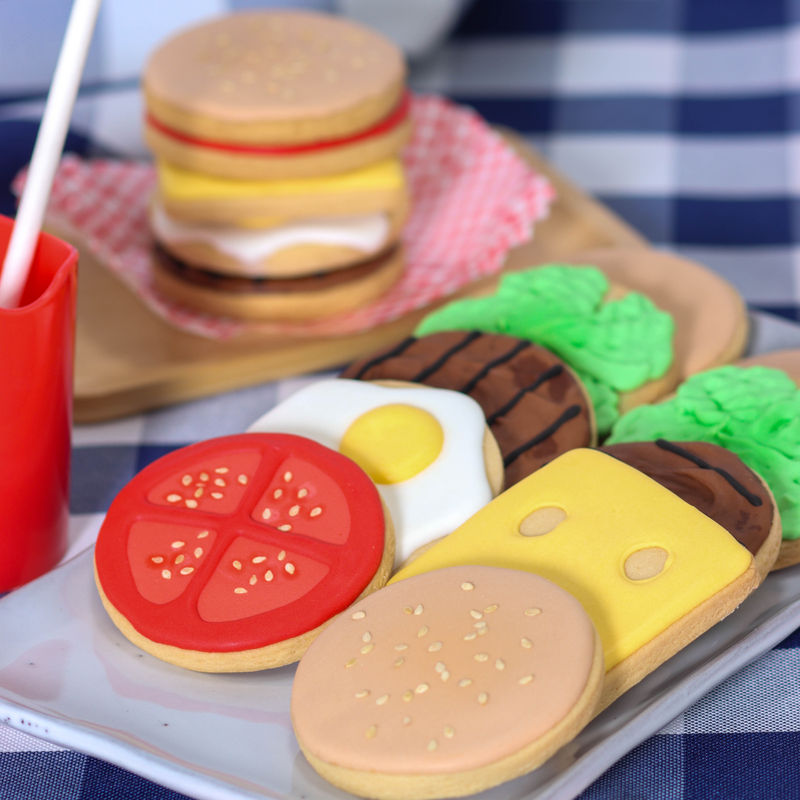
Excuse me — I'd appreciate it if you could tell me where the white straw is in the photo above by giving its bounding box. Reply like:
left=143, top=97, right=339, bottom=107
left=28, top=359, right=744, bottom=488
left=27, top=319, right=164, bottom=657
left=0, top=0, right=103, bottom=308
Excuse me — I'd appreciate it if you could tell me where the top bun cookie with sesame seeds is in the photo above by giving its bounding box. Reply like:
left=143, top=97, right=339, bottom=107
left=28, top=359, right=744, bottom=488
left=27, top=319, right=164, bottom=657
left=143, top=10, right=412, bottom=179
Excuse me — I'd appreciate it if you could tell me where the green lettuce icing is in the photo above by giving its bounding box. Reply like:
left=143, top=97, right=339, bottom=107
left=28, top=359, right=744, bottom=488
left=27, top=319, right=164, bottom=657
left=608, top=365, right=800, bottom=540
left=416, top=264, right=674, bottom=433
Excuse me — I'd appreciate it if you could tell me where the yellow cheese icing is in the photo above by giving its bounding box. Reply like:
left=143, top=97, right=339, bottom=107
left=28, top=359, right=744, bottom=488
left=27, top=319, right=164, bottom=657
left=157, top=157, right=405, bottom=202
left=391, top=448, right=753, bottom=670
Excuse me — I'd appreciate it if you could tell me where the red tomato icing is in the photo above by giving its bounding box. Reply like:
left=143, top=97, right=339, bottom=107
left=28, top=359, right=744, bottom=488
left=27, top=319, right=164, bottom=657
left=95, top=433, right=385, bottom=653
left=145, top=91, right=410, bottom=156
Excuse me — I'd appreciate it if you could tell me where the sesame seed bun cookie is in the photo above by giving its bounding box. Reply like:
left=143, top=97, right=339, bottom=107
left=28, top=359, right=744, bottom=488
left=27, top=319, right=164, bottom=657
left=151, top=244, right=405, bottom=322
left=292, top=565, right=603, bottom=799
left=143, top=10, right=411, bottom=180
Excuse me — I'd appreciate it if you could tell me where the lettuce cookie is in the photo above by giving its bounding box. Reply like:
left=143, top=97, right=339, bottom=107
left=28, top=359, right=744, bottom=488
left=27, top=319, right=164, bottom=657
left=415, top=264, right=676, bottom=433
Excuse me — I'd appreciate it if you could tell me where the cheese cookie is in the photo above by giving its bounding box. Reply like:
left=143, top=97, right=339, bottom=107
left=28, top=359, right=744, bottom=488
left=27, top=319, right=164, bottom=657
left=393, top=448, right=777, bottom=709
left=292, top=565, right=603, bottom=799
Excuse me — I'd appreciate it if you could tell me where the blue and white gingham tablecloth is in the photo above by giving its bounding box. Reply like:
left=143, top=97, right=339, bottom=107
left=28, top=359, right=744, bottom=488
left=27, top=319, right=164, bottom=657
left=2, top=1, right=800, bottom=798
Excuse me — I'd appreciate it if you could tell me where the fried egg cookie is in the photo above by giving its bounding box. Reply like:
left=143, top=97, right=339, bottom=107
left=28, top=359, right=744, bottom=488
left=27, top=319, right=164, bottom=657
left=393, top=448, right=760, bottom=710
left=292, top=565, right=603, bottom=800
left=415, top=264, right=678, bottom=435
left=143, top=11, right=410, bottom=179
left=248, top=380, right=503, bottom=566
left=94, top=433, right=394, bottom=672
left=602, top=440, right=781, bottom=581
left=156, top=158, right=408, bottom=228
left=150, top=198, right=408, bottom=278
left=608, top=364, right=800, bottom=569
left=342, top=331, right=595, bottom=487
left=151, top=243, right=404, bottom=321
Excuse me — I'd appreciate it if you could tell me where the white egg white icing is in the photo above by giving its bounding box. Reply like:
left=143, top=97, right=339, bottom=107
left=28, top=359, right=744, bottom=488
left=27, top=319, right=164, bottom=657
left=150, top=202, right=390, bottom=271
left=247, top=379, right=494, bottom=565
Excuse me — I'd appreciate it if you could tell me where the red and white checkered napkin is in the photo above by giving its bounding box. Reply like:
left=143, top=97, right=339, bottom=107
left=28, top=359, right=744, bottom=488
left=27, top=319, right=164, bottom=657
left=14, top=95, right=554, bottom=340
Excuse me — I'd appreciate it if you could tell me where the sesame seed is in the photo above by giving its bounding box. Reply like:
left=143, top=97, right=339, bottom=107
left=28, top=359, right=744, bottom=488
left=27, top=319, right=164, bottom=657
left=521, top=637, right=532, bottom=649
left=460, top=581, right=474, bottom=591
left=161, top=569, right=171, bottom=580
left=185, top=499, right=198, bottom=509
left=376, top=694, right=389, bottom=706
left=519, top=674, right=535, bottom=685
left=278, top=524, right=292, bottom=532
left=285, top=563, right=296, bottom=575
left=365, top=725, right=377, bottom=739
left=352, top=611, right=366, bottom=620
left=197, top=531, right=210, bottom=539
left=214, top=478, right=226, bottom=487
left=180, top=567, right=194, bottom=575
left=167, top=494, right=182, bottom=503
left=495, top=659, right=506, bottom=671
left=273, top=489, right=283, bottom=499
left=278, top=550, right=286, bottom=561
left=360, top=644, right=374, bottom=655
left=484, top=604, right=499, bottom=614
left=474, top=653, right=489, bottom=662
left=362, top=632, right=372, bottom=643
left=417, top=626, right=429, bottom=638
left=194, top=547, right=203, bottom=558
left=344, top=658, right=356, bottom=668
left=458, top=679, right=473, bottom=688
left=354, top=690, right=369, bottom=699
left=478, top=692, right=489, bottom=705
left=395, top=643, right=408, bottom=651
left=151, top=556, right=164, bottom=564
left=444, top=725, right=455, bottom=738
left=297, top=488, right=308, bottom=498
left=283, top=471, right=292, bottom=482
left=428, top=641, right=443, bottom=653
left=211, top=492, right=223, bottom=499
left=402, top=691, right=413, bottom=702
left=310, top=507, right=322, bottom=517
left=464, top=633, right=477, bottom=641
left=262, top=509, right=272, bottom=520
left=215, top=467, right=229, bottom=474
left=434, top=662, right=446, bottom=673
left=249, top=575, right=257, bottom=586
left=402, top=716, right=412, bottom=726
left=238, top=474, right=248, bottom=485
left=413, top=604, right=424, bottom=615
left=199, top=473, right=209, bottom=482
left=264, top=570, right=274, bottom=581
left=171, top=541, right=185, bottom=549
left=427, top=740, right=438, bottom=752
left=252, top=556, right=266, bottom=564
left=174, top=555, right=185, bottom=565
left=394, top=657, right=405, bottom=667
left=234, top=587, right=247, bottom=595
left=415, top=683, right=429, bottom=694
left=289, top=505, right=300, bottom=517
left=232, top=560, right=242, bottom=570
left=470, top=610, right=483, bottom=620
left=524, top=607, right=542, bottom=617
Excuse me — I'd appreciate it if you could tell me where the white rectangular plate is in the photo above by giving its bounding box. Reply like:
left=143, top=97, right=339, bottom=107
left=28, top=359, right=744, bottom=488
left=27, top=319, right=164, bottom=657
left=1, top=310, right=799, bottom=800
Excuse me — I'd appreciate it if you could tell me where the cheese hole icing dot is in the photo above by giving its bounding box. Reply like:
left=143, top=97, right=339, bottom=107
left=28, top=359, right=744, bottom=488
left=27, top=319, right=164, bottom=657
left=339, top=404, right=444, bottom=484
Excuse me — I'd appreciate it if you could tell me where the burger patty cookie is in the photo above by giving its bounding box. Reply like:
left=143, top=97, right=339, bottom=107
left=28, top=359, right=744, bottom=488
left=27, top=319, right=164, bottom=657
left=292, top=565, right=603, bottom=800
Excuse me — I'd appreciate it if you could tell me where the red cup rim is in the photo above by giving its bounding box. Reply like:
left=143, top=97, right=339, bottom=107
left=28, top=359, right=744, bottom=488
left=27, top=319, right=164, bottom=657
left=0, top=219, right=78, bottom=315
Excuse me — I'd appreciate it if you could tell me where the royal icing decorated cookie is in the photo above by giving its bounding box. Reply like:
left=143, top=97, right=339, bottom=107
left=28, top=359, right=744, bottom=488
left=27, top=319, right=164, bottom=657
left=93, top=433, right=394, bottom=671
left=392, top=448, right=769, bottom=709
left=247, top=380, right=503, bottom=566
left=608, top=365, right=800, bottom=569
left=415, top=264, right=677, bottom=434
left=151, top=241, right=405, bottom=321
left=342, top=331, right=595, bottom=487
left=143, top=11, right=410, bottom=180
left=141, top=10, right=410, bottom=320
left=292, top=565, right=603, bottom=799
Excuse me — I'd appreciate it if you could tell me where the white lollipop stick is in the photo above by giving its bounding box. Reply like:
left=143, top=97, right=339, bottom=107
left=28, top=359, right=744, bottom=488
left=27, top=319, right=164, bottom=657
left=0, top=0, right=103, bottom=309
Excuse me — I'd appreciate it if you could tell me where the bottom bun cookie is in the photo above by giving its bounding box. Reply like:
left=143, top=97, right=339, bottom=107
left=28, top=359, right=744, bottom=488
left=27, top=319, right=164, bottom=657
left=151, top=244, right=405, bottom=321
left=291, top=565, right=603, bottom=800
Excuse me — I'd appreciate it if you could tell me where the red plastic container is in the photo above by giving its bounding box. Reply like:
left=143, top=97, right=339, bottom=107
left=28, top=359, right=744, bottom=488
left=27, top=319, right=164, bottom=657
left=0, top=215, right=77, bottom=592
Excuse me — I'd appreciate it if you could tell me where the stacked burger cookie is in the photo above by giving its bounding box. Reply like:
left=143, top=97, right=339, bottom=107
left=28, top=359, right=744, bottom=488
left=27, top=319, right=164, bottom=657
left=142, top=10, right=411, bottom=321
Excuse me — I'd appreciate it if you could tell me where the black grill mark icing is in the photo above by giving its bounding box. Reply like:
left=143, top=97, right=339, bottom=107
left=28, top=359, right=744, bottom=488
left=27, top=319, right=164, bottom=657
left=410, top=330, right=483, bottom=383
left=457, top=340, right=531, bottom=395
left=486, top=365, right=565, bottom=426
left=503, top=405, right=582, bottom=468
left=654, top=439, right=763, bottom=507
left=350, top=337, right=417, bottom=380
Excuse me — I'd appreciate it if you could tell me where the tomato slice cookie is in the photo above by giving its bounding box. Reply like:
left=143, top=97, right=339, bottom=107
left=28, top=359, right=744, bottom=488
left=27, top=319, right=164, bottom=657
left=94, top=433, right=394, bottom=672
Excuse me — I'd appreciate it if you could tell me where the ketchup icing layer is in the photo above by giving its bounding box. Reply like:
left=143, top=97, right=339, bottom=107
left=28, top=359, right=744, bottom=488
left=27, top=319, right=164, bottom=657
left=415, top=265, right=674, bottom=433
left=150, top=202, right=390, bottom=270
left=608, top=365, right=800, bottom=540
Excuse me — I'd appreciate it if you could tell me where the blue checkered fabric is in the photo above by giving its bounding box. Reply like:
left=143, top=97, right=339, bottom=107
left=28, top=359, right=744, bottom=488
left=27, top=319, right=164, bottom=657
left=3, top=1, right=800, bottom=798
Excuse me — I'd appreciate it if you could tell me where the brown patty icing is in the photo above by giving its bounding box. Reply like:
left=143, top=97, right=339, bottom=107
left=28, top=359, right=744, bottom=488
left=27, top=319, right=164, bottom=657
left=154, top=244, right=399, bottom=295
left=342, top=331, right=593, bottom=486
left=601, top=440, right=772, bottom=556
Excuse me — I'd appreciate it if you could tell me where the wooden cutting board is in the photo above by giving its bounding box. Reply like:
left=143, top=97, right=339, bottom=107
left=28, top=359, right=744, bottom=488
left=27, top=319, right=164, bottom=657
left=71, top=135, right=726, bottom=423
